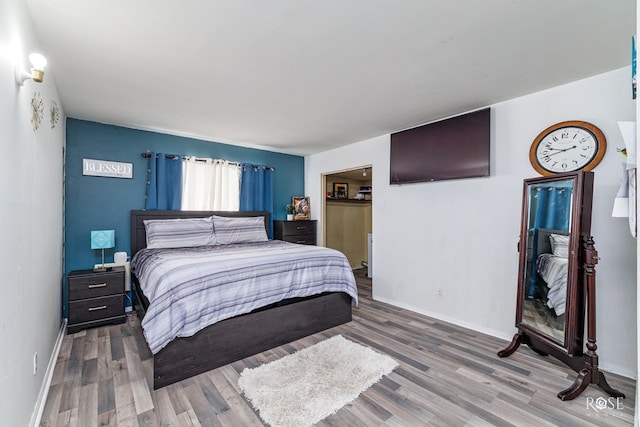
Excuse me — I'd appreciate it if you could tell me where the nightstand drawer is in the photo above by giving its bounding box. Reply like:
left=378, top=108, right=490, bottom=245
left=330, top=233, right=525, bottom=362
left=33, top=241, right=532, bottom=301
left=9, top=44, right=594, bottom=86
left=68, top=269, right=124, bottom=301
left=279, top=221, right=316, bottom=236
left=68, top=294, right=124, bottom=325
left=283, top=234, right=316, bottom=245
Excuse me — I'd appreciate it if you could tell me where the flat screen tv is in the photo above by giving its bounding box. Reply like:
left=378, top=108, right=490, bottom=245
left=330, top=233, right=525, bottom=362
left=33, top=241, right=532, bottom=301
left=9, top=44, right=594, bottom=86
left=390, top=108, right=490, bottom=184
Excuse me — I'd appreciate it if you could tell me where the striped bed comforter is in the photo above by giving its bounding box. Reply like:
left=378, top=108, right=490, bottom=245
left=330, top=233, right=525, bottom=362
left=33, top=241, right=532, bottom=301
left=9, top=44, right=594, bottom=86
left=537, top=253, right=568, bottom=316
left=131, top=240, right=358, bottom=354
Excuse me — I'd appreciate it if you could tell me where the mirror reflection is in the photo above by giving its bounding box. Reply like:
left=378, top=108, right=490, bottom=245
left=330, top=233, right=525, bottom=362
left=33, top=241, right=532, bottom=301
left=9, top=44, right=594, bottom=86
left=522, top=179, right=573, bottom=344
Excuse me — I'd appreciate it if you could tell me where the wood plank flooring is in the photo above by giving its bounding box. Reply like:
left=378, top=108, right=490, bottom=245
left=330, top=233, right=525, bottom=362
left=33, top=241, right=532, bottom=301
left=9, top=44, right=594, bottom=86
left=41, top=269, right=636, bottom=426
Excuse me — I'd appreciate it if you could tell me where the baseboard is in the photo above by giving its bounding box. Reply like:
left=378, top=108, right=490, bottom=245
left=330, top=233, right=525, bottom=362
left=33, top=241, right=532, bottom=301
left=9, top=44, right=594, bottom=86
left=373, top=295, right=513, bottom=341
left=30, top=318, right=67, bottom=427
left=598, top=361, right=636, bottom=380
left=373, top=295, right=637, bottom=380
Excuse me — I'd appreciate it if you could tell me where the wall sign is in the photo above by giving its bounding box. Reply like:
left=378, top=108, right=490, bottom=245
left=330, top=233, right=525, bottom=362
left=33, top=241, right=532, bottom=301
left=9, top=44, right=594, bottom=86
left=83, top=158, right=133, bottom=179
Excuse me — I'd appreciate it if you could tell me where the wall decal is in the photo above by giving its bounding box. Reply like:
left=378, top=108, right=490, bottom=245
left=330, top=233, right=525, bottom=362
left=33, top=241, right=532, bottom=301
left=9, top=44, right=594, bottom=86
left=50, top=100, right=59, bottom=129
left=31, top=91, right=44, bottom=131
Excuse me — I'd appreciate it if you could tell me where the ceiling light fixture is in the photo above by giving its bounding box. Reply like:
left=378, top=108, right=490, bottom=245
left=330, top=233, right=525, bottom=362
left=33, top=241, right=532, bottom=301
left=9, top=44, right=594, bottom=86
left=362, top=168, right=368, bottom=177
left=15, top=53, right=47, bottom=86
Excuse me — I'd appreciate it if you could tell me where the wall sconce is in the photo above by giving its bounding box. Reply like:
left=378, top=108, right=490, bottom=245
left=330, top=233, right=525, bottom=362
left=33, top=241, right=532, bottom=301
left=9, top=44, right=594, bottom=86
left=15, top=53, right=47, bottom=86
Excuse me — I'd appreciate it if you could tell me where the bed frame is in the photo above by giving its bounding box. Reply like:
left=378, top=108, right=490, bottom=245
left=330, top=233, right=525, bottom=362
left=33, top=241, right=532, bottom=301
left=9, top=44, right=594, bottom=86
left=130, top=210, right=353, bottom=389
left=536, top=228, right=568, bottom=256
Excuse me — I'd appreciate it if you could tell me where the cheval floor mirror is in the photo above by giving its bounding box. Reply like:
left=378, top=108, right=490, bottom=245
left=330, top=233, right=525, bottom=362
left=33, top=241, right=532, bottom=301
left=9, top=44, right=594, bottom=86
left=498, top=171, right=625, bottom=401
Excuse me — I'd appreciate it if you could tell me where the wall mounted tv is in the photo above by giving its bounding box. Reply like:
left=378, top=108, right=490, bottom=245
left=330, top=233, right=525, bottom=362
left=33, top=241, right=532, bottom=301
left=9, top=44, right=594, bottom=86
left=390, top=108, right=490, bottom=184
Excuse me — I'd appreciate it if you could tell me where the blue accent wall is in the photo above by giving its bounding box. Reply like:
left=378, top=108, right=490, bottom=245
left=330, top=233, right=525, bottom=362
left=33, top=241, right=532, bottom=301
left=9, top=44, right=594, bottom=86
left=64, top=119, right=304, bottom=315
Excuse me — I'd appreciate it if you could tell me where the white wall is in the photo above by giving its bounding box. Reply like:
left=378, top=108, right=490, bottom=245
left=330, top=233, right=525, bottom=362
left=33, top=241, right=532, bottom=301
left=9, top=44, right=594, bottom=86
left=306, top=67, right=637, bottom=378
left=636, top=5, right=640, bottom=422
left=0, top=0, right=65, bottom=424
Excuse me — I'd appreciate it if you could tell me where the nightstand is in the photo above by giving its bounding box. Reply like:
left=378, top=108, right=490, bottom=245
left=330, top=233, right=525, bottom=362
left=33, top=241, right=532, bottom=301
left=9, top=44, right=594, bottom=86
left=67, top=266, right=126, bottom=334
left=273, top=220, right=317, bottom=245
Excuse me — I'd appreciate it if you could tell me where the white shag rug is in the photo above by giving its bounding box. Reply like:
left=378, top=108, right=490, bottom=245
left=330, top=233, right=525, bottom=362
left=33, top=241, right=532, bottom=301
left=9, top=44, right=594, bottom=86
left=238, top=335, right=398, bottom=427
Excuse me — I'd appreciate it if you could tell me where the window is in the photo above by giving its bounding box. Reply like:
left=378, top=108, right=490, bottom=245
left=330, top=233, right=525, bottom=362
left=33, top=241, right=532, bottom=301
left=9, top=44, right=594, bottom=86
left=181, top=157, right=241, bottom=211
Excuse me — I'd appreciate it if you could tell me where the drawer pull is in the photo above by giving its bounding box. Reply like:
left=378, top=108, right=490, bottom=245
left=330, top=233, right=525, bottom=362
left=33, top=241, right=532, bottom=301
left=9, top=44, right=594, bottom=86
left=296, top=226, right=305, bottom=230
left=88, top=305, right=107, bottom=311
left=296, top=240, right=306, bottom=244
left=88, top=283, right=107, bottom=289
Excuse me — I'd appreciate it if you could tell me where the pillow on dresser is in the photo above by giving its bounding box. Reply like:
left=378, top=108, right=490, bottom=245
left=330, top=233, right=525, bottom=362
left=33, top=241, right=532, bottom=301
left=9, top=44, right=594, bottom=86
left=212, top=215, right=268, bottom=245
left=549, top=233, right=569, bottom=258
left=144, top=216, right=216, bottom=249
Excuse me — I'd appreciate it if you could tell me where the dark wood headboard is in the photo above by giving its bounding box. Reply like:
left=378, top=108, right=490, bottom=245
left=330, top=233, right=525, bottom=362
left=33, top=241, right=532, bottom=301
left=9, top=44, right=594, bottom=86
left=130, top=210, right=270, bottom=258
left=536, top=228, right=569, bottom=256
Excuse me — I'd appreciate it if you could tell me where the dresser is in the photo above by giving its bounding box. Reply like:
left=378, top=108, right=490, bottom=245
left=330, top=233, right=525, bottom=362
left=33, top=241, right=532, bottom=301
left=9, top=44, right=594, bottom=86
left=273, top=220, right=317, bottom=245
left=67, top=266, right=126, bottom=333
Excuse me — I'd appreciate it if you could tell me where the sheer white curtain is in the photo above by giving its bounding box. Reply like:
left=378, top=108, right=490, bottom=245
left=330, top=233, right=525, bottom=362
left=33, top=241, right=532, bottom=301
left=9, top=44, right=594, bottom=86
left=181, top=157, right=241, bottom=211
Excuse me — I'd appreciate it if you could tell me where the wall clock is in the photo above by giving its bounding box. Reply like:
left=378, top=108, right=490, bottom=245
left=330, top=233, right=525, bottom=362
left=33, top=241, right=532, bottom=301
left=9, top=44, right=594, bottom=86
left=529, top=120, right=607, bottom=176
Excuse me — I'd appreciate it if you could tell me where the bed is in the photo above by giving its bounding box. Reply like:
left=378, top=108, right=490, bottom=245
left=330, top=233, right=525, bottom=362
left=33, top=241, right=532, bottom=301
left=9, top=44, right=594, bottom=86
left=535, top=228, right=569, bottom=316
left=130, top=210, right=357, bottom=389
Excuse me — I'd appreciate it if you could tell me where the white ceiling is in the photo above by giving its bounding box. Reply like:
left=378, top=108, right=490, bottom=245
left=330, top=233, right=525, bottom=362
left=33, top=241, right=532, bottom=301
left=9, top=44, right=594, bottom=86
left=26, top=1, right=636, bottom=156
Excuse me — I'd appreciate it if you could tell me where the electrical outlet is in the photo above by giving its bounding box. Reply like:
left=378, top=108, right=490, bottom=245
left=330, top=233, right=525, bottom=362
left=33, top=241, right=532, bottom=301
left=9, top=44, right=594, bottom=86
left=436, top=288, right=444, bottom=299
left=33, top=352, right=37, bottom=375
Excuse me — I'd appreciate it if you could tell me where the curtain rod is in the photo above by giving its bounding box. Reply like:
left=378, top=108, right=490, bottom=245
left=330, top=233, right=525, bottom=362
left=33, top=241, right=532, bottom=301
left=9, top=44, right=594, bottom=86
left=140, top=152, right=275, bottom=170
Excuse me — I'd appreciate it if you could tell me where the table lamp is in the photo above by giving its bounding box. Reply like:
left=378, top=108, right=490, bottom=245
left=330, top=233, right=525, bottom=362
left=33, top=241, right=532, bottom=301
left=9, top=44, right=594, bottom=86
left=91, top=230, right=115, bottom=272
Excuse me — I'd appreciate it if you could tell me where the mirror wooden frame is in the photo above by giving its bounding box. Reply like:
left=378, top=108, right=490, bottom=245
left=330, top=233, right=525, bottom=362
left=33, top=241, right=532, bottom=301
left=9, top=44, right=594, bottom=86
left=498, top=171, right=625, bottom=401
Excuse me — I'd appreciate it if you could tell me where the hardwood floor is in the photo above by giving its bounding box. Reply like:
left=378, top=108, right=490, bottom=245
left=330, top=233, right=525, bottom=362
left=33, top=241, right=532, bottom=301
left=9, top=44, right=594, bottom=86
left=41, top=269, right=636, bottom=426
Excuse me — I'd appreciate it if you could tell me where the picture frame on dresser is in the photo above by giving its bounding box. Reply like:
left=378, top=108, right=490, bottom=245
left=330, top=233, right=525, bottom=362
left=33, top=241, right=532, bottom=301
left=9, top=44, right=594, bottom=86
left=292, top=196, right=311, bottom=220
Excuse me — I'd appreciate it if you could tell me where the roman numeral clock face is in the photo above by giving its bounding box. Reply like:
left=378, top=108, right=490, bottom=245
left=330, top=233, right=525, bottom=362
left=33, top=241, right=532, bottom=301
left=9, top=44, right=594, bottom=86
left=529, top=120, right=606, bottom=176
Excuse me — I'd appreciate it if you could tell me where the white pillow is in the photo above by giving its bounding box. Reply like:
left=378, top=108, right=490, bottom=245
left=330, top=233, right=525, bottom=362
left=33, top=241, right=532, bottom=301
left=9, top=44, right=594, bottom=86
left=212, top=215, right=268, bottom=245
left=144, top=216, right=216, bottom=249
left=549, top=233, right=569, bottom=258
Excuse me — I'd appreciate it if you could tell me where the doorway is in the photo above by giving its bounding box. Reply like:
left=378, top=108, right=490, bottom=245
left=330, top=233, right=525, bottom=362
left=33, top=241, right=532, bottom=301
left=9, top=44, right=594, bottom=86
left=323, top=166, right=372, bottom=281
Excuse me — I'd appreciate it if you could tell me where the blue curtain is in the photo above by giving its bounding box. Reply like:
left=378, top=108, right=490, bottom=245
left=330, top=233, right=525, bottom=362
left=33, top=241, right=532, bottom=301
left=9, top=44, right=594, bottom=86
left=240, top=164, right=274, bottom=234
left=530, top=187, right=571, bottom=231
left=527, top=186, right=572, bottom=298
left=145, top=152, right=183, bottom=210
